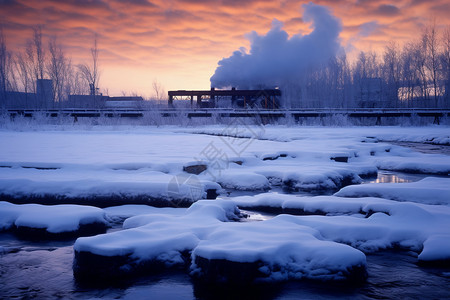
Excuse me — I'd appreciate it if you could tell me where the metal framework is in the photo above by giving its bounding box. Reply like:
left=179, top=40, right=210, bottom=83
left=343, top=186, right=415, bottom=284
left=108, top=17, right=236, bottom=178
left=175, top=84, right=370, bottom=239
left=6, top=108, right=449, bottom=125
left=168, top=88, right=282, bottom=108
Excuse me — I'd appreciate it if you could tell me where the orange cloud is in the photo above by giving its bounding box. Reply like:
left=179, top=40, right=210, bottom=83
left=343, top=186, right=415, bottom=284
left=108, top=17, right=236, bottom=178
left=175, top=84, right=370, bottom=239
left=1, top=0, right=449, bottom=96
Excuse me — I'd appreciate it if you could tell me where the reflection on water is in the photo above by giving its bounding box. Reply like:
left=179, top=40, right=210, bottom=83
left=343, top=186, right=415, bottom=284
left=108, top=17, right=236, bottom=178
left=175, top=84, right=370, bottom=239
left=239, top=209, right=274, bottom=222
left=365, top=171, right=427, bottom=184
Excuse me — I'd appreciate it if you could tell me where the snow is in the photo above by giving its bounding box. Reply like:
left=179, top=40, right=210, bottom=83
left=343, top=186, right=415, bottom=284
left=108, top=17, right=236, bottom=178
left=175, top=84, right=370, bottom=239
left=1, top=125, right=450, bottom=282
left=285, top=201, right=450, bottom=253
left=232, top=193, right=392, bottom=214
left=335, top=177, right=450, bottom=205
left=419, top=235, right=450, bottom=262
left=1, top=126, right=449, bottom=200
left=231, top=193, right=450, bottom=252
left=74, top=200, right=240, bottom=261
left=73, top=193, right=450, bottom=281
left=218, top=171, right=270, bottom=191
left=0, top=201, right=107, bottom=233
left=188, top=125, right=450, bottom=144
left=75, top=200, right=366, bottom=281
left=104, top=205, right=186, bottom=219
left=0, top=164, right=220, bottom=205
left=191, top=215, right=367, bottom=281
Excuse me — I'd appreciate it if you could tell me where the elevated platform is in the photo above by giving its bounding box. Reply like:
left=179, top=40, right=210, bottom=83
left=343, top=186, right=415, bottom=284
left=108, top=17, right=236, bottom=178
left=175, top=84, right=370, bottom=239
left=168, top=88, right=281, bottom=108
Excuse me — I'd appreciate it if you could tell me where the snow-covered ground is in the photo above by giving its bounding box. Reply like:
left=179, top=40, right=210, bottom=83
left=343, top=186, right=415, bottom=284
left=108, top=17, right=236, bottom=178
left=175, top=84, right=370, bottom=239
left=1, top=125, right=449, bottom=282
left=1, top=126, right=448, bottom=201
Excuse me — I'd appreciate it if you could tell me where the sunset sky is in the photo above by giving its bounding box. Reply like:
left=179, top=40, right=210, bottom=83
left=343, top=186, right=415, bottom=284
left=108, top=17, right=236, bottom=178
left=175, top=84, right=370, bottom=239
left=1, top=0, right=449, bottom=97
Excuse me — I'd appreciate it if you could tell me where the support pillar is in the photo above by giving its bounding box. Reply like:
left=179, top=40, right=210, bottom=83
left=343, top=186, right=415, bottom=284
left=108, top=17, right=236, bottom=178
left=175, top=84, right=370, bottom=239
left=210, top=87, right=215, bottom=108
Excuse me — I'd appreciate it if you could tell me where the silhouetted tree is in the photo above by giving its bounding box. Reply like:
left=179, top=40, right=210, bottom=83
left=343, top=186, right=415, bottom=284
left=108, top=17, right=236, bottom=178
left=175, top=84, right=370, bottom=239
left=78, top=36, right=100, bottom=107
left=47, top=36, right=74, bottom=106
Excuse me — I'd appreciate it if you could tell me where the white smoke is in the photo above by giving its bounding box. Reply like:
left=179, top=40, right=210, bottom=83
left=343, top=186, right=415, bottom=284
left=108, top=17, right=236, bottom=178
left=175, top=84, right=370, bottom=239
left=210, top=2, right=342, bottom=93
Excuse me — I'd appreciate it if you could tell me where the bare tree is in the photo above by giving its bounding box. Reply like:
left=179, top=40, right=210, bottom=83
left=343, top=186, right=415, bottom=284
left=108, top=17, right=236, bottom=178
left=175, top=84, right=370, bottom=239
left=15, top=52, right=32, bottom=95
left=423, top=20, right=440, bottom=106
left=24, top=26, right=49, bottom=108
left=47, top=36, right=72, bottom=106
left=152, top=78, right=166, bottom=101
left=26, top=27, right=46, bottom=83
left=441, top=26, right=450, bottom=106
left=382, top=42, right=401, bottom=106
left=0, top=27, right=20, bottom=107
left=78, top=35, right=100, bottom=107
left=400, top=43, right=417, bottom=105
left=0, top=27, right=8, bottom=104
left=410, top=37, right=429, bottom=102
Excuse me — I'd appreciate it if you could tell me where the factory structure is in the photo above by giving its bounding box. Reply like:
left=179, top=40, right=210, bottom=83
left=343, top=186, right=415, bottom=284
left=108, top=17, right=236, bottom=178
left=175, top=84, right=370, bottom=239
left=168, top=87, right=282, bottom=109
left=1, top=80, right=144, bottom=109
left=1, top=79, right=54, bottom=109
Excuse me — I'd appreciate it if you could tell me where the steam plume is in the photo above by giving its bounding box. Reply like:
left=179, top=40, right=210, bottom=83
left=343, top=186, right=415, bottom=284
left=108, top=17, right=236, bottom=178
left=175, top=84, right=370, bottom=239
left=210, top=2, right=342, bottom=91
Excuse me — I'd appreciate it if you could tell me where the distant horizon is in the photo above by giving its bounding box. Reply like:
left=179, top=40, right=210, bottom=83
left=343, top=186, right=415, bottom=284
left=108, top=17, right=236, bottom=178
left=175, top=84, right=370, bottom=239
left=1, top=0, right=449, bottom=97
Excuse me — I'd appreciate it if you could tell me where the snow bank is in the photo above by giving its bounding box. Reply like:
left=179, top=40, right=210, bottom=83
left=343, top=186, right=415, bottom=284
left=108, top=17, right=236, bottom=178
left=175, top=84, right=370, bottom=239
left=0, top=201, right=108, bottom=238
left=231, top=193, right=450, bottom=255
left=74, top=200, right=239, bottom=258
left=232, top=193, right=392, bottom=215
left=373, top=156, right=450, bottom=175
left=1, top=126, right=449, bottom=200
left=191, top=215, right=367, bottom=283
left=73, top=200, right=367, bottom=282
left=104, top=205, right=186, bottom=219
left=73, top=200, right=240, bottom=279
left=1, top=126, right=449, bottom=282
left=418, top=235, right=450, bottom=263
left=187, top=126, right=450, bottom=145
left=335, top=177, right=450, bottom=205
left=0, top=167, right=221, bottom=207
left=218, top=171, right=270, bottom=191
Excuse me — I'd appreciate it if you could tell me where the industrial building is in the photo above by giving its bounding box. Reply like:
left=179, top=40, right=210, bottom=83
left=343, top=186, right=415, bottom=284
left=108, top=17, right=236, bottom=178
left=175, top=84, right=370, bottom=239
left=168, top=88, right=281, bottom=109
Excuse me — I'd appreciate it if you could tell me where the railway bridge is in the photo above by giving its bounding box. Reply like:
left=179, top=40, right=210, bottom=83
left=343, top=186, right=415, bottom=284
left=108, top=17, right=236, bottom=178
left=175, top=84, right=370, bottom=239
left=5, top=108, right=450, bottom=125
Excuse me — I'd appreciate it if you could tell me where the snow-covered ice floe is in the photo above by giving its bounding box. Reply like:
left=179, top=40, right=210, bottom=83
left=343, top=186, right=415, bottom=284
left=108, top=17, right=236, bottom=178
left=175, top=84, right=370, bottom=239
left=73, top=200, right=367, bottom=283
left=0, top=167, right=221, bottom=207
left=0, top=201, right=108, bottom=239
left=232, top=193, right=450, bottom=264
left=335, top=177, right=450, bottom=205
left=73, top=193, right=450, bottom=283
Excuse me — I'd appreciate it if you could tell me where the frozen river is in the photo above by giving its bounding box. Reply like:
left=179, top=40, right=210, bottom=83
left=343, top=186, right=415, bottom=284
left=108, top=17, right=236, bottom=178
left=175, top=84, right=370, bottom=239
left=1, top=171, right=449, bottom=300
left=1, top=238, right=449, bottom=299
left=0, top=125, right=449, bottom=299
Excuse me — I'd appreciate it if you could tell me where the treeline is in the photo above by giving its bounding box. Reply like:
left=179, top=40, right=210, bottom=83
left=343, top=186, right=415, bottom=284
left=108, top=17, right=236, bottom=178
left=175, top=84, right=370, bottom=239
left=284, top=23, right=450, bottom=109
left=0, top=26, right=99, bottom=108
left=1, top=24, right=450, bottom=109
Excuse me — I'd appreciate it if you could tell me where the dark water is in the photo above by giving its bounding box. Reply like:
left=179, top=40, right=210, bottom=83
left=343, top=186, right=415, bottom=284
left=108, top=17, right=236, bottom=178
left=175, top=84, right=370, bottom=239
left=387, top=141, right=450, bottom=156
left=1, top=231, right=449, bottom=299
